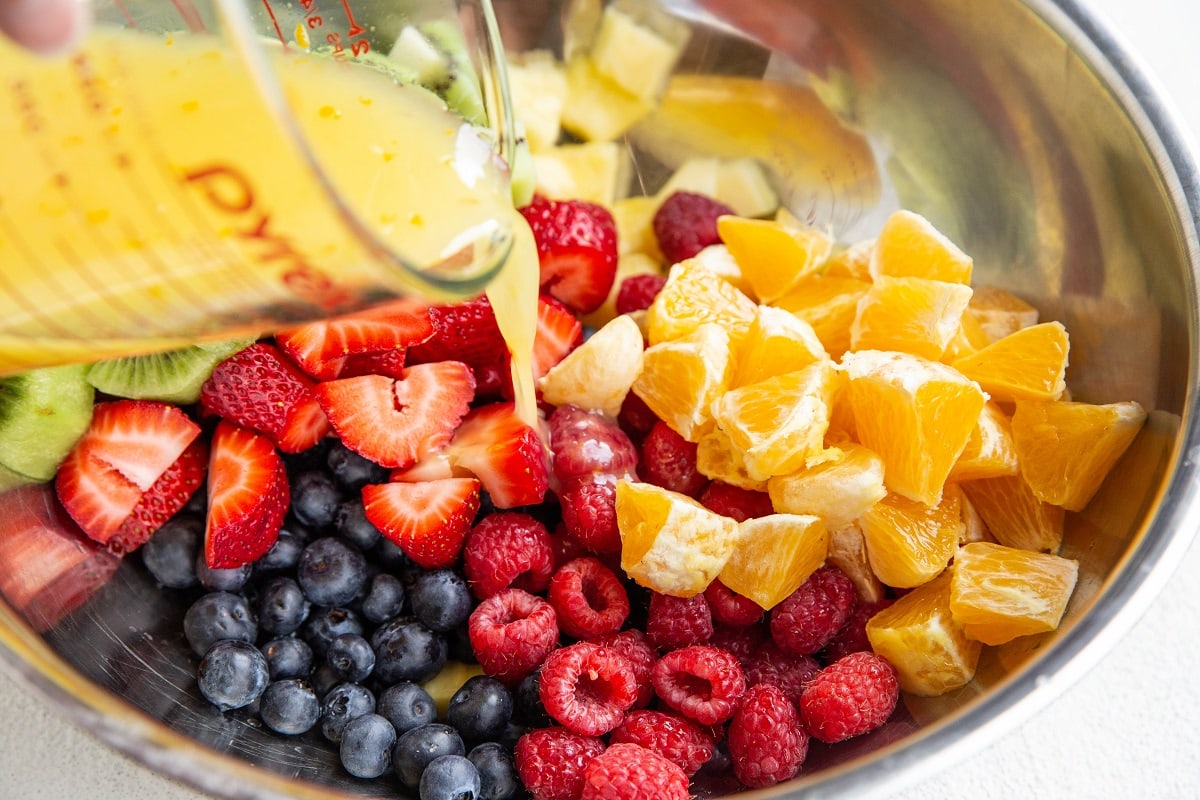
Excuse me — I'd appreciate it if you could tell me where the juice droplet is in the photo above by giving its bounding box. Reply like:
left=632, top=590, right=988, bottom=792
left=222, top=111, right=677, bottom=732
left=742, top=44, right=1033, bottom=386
left=318, top=105, right=340, bottom=119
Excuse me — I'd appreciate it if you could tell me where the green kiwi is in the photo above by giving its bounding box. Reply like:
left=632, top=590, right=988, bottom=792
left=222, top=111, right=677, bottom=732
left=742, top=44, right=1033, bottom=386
left=84, top=337, right=256, bottom=405
left=0, top=364, right=95, bottom=482
left=509, top=135, right=537, bottom=207
left=389, top=21, right=487, bottom=127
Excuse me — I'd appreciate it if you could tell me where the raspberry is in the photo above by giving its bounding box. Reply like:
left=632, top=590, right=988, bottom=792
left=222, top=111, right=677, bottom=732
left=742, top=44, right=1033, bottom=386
left=709, top=623, right=769, bottom=664
left=645, top=592, right=713, bottom=651
left=463, top=512, right=556, bottom=599
left=617, top=392, right=660, bottom=441
left=594, top=629, right=657, bottom=708
left=741, top=639, right=821, bottom=707
left=548, top=557, right=630, bottom=639
left=579, top=742, right=690, bottom=800
left=539, top=641, right=638, bottom=736
left=652, top=191, right=735, bottom=265
left=820, top=598, right=894, bottom=663
left=698, top=481, right=774, bottom=521
left=799, top=651, right=900, bottom=743
left=652, top=644, right=746, bottom=725
left=614, top=273, right=668, bottom=316
left=548, top=404, right=639, bottom=483
left=727, top=683, right=810, bottom=788
left=638, top=421, right=708, bottom=497
left=610, top=709, right=715, bottom=777
left=769, top=565, right=857, bottom=656
left=514, top=727, right=606, bottom=800
left=558, top=476, right=622, bottom=554
left=704, top=579, right=764, bottom=627
left=468, top=588, right=559, bottom=686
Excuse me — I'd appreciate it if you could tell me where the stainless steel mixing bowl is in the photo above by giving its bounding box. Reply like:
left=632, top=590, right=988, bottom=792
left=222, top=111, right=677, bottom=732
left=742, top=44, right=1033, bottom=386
left=1, top=0, right=1197, bottom=798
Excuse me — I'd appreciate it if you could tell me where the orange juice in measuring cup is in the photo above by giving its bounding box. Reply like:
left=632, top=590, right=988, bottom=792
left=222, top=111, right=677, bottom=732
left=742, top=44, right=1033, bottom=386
left=0, top=0, right=519, bottom=374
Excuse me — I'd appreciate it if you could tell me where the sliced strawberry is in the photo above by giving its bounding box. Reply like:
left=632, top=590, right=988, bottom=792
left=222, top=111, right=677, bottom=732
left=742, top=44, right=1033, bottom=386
left=199, top=342, right=330, bottom=454
left=520, top=195, right=619, bottom=314
left=108, top=437, right=209, bottom=555
left=362, top=478, right=481, bottom=569
left=533, top=294, right=584, bottom=380
left=314, top=362, right=476, bottom=469
left=276, top=298, right=435, bottom=380
left=338, top=347, right=409, bottom=380
left=204, top=420, right=289, bottom=569
left=55, top=400, right=201, bottom=550
left=408, top=296, right=511, bottom=399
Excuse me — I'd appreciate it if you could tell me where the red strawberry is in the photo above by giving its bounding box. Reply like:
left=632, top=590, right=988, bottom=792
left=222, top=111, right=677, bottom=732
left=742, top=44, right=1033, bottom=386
left=533, top=294, right=584, bottom=380
left=204, top=420, right=289, bottom=569
left=520, top=195, right=619, bottom=314
left=110, top=437, right=209, bottom=555
left=199, top=342, right=330, bottom=453
left=362, top=478, right=481, bottom=568
left=55, top=400, right=202, bottom=552
left=408, top=296, right=510, bottom=396
left=337, top=347, right=409, bottom=380
left=314, top=362, right=476, bottom=469
left=275, top=298, right=435, bottom=380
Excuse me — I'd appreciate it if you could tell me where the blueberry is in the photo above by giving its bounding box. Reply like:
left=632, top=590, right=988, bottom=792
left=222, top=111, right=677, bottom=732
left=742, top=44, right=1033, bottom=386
left=371, top=618, right=447, bottom=685
left=197, top=640, right=269, bottom=712
left=327, top=440, right=389, bottom=491
left=259, top=678, right=321, bottom=735
left=196, top=554, right=253, bottom=593
left=377, top=681, right=437, bottom=734
left=409, top=570, right=472, bottom=633
left=183, top=592, right=257, bottom=657
left=309, top=663, right=342, bottom=700
left=261, top=636, right=313, bottom=680
left=298, top=537, right=368, bottom=607
left=446, top=676, right=513, bottom=746
left=512, top=669, right=550, bottom=728
left=361, top=573, right=407, bottom=625
left=254, top=526, right=310, bottom=575
left=468, top=742, right=520, bottom=800
left=392, top=723, right=465, bottom=791
left=371, top=537, right=411, bottom=572
left=256, top=576, right=311, bottom=637
left=419, top=754, right=481, bottom=800
left=339, top=713, right=397, bottom=779
left=291, top=471, right=343, bottom=529
left=141, top=516, right=201, bottom=589
left=335, top=498, right=381, bottom=551
left=320, top=682, right=375, bottom=743
left=327, top=633, right=376, bottom=683
left=303, top=606, right=364, bottom=658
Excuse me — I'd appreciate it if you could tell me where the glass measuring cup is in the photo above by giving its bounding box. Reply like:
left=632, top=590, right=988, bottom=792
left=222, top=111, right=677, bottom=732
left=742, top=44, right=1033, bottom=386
left=0, top=0, right=516, bottom=375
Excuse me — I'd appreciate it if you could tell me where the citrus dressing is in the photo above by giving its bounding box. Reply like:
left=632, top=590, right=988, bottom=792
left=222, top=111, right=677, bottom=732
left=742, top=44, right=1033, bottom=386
left=485, top=215, right=542, bottom=433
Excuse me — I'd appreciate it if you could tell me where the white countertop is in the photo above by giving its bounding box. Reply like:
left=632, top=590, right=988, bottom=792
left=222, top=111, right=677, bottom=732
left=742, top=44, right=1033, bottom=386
left=3, top=1, right=1200, bottom=798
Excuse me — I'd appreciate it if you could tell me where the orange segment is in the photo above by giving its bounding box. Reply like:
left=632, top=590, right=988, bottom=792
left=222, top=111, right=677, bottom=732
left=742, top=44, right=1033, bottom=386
left=730, top=304, right=827, bottom=389
left=865, top=571, right=982, bottom=696
left=822, top=238, right=875, bottom=281
left=766, top=442, right=887, bottom=531
left=949, top=541, right=1079, bottom=645
left=859, top=490, right=963, bottom=589
left=716, top=211, right=834, bottom=303
left=615, top=478, right=740, bottom=597
left=719, top=513, right=829, bottom=610
left=959, top=474, right=1064, bottom=553
left=850, top=275, right=973, bottom=360
left=870, top=209, right=973, bottom=284
left=695, top=428, right=768, bottom=492
left=947, top=402, right=1020, bottom=483
left=951, top=321, right=1070, bottom=402
left=969, top=284, right=1039, bottom=342
left=710, top=360, right=838, bottom=481
left=826, top=521, right=887, bottom=603
left=840, top=350, right=986, bottom=506
left=538, top=314, right=644, bottom=417
left=632, top=322, right=731, bottom=442
left=1010, top=399, right=1147, bottom=511
left=942, top=308, right=993, bottom=362
left=771, top=275, right=871, bottom=359
left=645, top=257, right=758, bottom=345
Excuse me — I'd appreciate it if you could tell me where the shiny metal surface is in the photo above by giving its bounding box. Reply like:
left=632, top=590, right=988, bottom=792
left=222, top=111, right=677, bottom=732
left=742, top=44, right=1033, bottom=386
left=1, top=1, right=1197, bottom=798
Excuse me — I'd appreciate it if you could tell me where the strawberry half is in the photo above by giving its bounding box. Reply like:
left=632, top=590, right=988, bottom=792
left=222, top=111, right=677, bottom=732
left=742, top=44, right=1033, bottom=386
left=109, top=437, right=209, bottom=555
left=204, top=420, right=289, bottom=569
left=55, top=399, right=202, bottom=552
left=408, top=296, right=511, bottom=398
left=533, top=294, right=584, bottom=380
left=520, top=195, right=619, bottom=314
left=362, top=477, right=481, bottom=568
left=276, top=298, right=436, bottom=380
left=199, top=342, right=330, bottom=453
left=314, top=362, right=476, bottom=469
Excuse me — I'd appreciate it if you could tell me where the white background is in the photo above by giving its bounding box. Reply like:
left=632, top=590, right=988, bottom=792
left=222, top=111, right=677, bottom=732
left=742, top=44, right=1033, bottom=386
left=2, top=1, right=1200, bottom=797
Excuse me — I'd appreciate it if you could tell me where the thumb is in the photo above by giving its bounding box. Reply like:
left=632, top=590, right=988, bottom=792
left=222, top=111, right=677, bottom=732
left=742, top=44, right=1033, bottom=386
left=0, top=0, right=90, bottom=56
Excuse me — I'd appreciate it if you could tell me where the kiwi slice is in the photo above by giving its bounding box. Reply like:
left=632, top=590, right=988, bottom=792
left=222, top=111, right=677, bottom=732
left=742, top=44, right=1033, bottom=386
left=84, top=337, right=256, bottom=405
left=0, top=364, right=95, bottom=482
left=389, top=21, right=487, bottom=127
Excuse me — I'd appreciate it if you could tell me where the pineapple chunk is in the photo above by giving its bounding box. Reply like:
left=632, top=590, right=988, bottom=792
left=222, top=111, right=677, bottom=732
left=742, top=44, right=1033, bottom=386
left=507, top=51, right=569, bottom=153
left=532, top=141, right=632, bottom=206
left=611, top=196, right=664, bottom=259
left=561, top=54, right=654, bottom=142
left=590, top=0, right=689, bottom=102
left=658, top=158, right=780, bottom=218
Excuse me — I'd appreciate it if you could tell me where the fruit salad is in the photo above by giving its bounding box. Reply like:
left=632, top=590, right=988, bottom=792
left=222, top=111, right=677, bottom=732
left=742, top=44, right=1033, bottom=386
left=0, top=2, right=1151, bottom=799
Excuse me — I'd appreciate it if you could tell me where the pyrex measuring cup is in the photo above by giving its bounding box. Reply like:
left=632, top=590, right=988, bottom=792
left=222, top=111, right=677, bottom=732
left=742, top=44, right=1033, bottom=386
left=0, top=0, right=515, bottom=375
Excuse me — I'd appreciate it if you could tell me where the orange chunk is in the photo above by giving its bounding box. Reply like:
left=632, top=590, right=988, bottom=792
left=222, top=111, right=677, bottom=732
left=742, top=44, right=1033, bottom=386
left=822, top=238, right=875, bottom=281
left=959, top=474, right=1064, bottom=553
left=951, top=321, right=1070, bottom=402
left=826, top=521, right=887, bottom=603
left=969, top=284, right=1039, bottom=342
left=645, top=257, right=758, bottom=345
left=538, top=314, right=644, bottom=417
left=766, top=442, right=887, bottom=531
left=949, top=541, right=1079, bottom=645
left=695, top=428, right=768, bottom=492
left=772, top=275, right=871, bottom=359
left=632, top=322, right=731, bottom=442
left=616, top=479, right=740, bottom=597
left=717, top=211, right=834, bottom=302
left=719, top=513, right=829, bottom=610
left=711, top=360, right=837, bottom=481
left=947, top=402, right=1020, bottom=483
left=850, top=276, right=973, bottom=360
left=859, top=490, right=963, bottom=589
left=840, top=350, right=986, bottom=506
left=870, top=209, right=973, bottom=284
left=730, top=304, right=827, bottom=389
left=942, top=308, right=993, bottom=362
left=1010, top=399, right=1147, bottom=511
left=865, top=571, right=981, bottom=696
